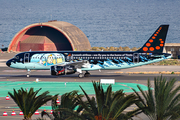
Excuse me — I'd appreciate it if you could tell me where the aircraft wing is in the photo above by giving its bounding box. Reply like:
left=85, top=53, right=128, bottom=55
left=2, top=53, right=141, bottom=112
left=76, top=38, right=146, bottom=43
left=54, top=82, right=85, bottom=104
left=56, top=60, right=89, bottom=68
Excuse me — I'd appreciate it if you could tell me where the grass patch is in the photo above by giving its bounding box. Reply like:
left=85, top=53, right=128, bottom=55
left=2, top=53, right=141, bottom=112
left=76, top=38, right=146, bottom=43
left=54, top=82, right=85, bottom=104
left=149, top=59, right=180, bottom=66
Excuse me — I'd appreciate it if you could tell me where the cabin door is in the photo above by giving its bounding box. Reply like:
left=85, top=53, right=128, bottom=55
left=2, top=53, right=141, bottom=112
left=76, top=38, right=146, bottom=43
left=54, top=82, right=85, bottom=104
left=24, top=53, right=30, bottom=63
left=133, top=53, right=139, bottom=63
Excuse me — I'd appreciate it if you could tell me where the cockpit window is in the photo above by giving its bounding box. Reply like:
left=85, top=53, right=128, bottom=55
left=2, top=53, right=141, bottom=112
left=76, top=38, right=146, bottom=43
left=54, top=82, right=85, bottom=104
left=15, top=56, right=19, bottom=59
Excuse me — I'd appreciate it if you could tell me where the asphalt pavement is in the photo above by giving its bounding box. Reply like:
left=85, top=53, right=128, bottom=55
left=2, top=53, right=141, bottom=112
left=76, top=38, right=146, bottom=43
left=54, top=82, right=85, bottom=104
left=0, top=52, right=180, bottom=120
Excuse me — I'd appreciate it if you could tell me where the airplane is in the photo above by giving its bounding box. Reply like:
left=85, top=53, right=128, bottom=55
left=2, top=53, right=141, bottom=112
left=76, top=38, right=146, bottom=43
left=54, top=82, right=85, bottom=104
left=6, top=25, right=171, bottom=78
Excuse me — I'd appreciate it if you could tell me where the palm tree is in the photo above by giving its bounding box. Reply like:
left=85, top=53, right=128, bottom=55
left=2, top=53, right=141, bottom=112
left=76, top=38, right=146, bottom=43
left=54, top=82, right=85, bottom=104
left=8, top=87, right=56, bottom=120
left=41, top=90, right=85, bottom=120
left=133, top=76, right=180, bottom=120
left=76, top=81, right=141, bottom=120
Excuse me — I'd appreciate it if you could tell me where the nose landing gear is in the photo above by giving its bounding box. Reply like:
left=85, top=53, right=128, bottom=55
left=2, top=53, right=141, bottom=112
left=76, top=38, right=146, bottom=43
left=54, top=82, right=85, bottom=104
left=27, top=69, right=31, bottom=77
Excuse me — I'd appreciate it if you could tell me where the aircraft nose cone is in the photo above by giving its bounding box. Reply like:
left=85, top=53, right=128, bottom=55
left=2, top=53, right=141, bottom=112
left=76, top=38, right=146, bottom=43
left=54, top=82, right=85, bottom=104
left=6, top=60, right=11, bottom=67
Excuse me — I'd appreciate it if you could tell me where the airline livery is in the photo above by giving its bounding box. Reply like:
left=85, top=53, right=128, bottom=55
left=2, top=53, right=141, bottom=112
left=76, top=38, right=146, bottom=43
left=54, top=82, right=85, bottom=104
left=6, top=25, right=171, bottom=78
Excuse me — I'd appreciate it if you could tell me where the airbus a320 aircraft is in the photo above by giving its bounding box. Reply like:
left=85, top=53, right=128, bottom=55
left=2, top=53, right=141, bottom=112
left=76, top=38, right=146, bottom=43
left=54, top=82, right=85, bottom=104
left=6, top=25, right=171, bottom=78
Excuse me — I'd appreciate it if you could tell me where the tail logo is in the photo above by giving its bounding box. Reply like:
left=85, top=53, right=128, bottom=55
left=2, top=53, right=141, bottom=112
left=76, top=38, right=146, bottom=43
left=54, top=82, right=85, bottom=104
left=149, top=39, right=153, bottom=42
left=156, top=46, right=160, bottom=50
left=149, top=47, right=154, bottom=51
left=142, top=26, right=164, bottom=52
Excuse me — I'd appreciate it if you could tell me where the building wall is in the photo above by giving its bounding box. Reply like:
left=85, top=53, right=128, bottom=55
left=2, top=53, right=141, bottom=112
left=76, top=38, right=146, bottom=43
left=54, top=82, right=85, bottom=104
left=163, top=43, right=180, bottom=58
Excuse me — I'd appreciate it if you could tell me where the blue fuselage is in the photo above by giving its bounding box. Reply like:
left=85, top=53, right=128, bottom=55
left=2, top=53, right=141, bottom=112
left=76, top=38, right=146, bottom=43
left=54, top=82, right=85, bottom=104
left=6, top=51, right=171, bottom=71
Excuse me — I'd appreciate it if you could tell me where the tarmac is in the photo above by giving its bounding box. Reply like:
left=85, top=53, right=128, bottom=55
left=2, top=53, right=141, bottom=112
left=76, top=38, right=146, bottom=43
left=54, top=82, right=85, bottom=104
left=1, top=52, right=180, bottom=120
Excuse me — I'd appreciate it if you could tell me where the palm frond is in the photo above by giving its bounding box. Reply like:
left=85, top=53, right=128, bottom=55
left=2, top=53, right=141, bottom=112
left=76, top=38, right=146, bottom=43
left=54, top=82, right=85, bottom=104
left=133, top=76, right=180, bottom=120
left=8, top=87, right=55, bottom=119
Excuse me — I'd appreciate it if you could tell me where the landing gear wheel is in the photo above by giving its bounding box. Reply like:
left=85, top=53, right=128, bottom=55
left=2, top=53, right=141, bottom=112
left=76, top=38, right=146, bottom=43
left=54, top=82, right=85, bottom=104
left=78, top=73, right=84, bottom=78
left=27, top=69, right=31, bottom=78
left=84, top=73, right=90, bottom=77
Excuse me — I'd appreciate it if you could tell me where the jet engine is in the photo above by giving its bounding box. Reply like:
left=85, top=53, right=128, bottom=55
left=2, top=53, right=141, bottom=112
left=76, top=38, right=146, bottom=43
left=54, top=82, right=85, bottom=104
left=51, top=65, right=76, bottom=76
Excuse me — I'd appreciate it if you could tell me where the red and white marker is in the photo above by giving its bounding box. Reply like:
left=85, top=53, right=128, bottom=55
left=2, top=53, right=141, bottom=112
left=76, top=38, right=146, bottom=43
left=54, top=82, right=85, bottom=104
left=3, top=111, right=8, bottom=116
left=34, top=110, right=39, bottom=115
left=6, top=95, right=10, bottom=100
left=11, top=110, right=16, bottom=116
left=50, top=110, right=53, bottom=114
left=56, top=98, right=60, bottom=104
left=19, top=111, right=23, bottom=115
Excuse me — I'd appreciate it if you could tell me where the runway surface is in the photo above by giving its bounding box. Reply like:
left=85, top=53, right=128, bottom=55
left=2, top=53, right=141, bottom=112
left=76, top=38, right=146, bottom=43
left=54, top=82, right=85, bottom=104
left=1, top=53, right=180, bottom=119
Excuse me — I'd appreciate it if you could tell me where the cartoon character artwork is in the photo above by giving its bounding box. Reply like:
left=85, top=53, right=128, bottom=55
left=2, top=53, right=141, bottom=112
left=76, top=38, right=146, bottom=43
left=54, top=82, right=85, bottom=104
left=31, top=53, right=65, bottom=66
left=46, top=54, right=54, bottom=65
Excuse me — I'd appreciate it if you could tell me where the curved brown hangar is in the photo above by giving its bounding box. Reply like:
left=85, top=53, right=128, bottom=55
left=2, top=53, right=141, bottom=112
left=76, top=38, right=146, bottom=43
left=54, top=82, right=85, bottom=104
left=8, top=20, right=91, bottom=52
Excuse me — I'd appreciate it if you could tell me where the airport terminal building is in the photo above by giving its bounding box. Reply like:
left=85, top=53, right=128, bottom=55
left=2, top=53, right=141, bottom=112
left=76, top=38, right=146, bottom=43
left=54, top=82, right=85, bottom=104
left=164, top=43, right=180, bottom=59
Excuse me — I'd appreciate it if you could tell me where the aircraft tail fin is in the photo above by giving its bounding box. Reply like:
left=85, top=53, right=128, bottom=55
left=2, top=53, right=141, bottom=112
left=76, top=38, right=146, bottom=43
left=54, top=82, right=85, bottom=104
left=136, top=25, right=169, bottom=53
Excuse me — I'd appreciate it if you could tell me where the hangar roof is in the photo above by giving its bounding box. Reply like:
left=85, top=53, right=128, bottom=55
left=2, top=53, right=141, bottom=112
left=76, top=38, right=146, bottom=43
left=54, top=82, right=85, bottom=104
left=8, top=21, right=91, bottom=52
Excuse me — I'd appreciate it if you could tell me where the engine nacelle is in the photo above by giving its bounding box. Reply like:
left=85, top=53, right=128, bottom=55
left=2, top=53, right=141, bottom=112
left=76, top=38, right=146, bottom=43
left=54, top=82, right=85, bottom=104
left=51, top=65, right=76, bottom=76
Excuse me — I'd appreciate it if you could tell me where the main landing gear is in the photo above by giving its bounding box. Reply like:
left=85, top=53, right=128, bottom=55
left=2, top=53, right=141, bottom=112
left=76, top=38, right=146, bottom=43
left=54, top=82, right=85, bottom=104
left=78, top=71, right=91, bottom=78
left=84, top=71, right=90, bottom=77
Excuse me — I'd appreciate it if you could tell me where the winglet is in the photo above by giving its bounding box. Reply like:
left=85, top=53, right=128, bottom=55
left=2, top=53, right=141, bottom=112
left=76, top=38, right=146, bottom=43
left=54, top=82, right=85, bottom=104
left=136, top=25, right=169, bottom=53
